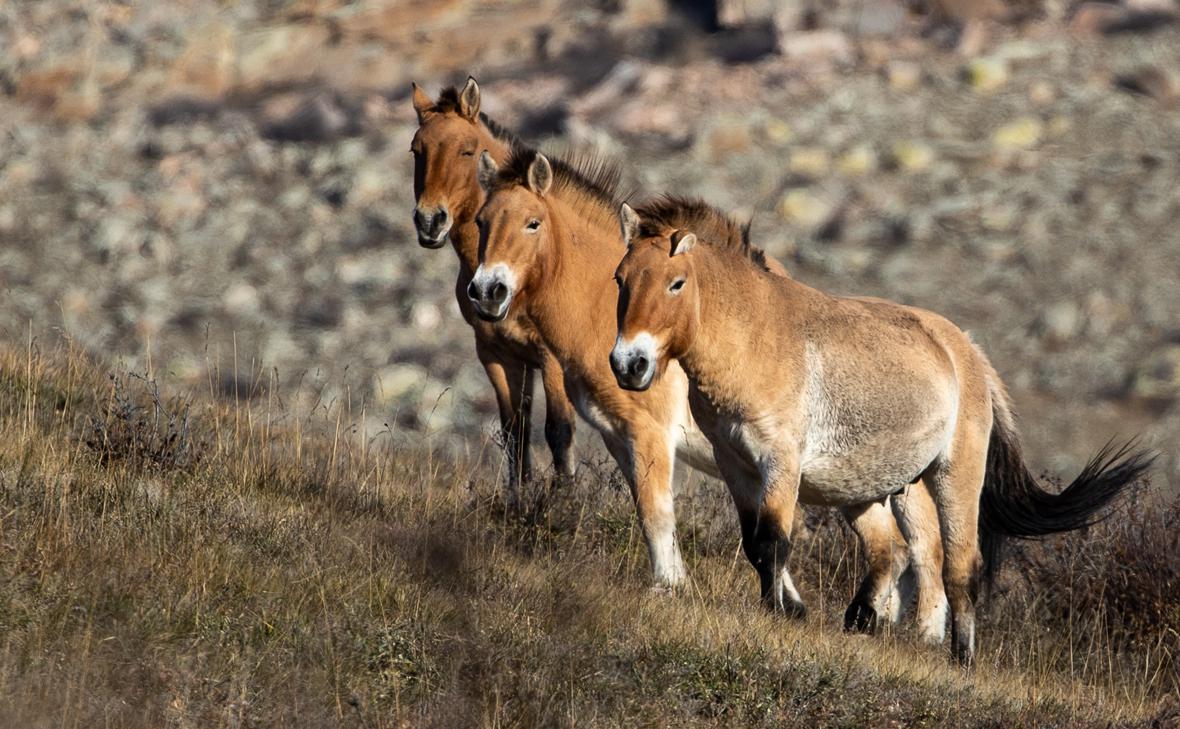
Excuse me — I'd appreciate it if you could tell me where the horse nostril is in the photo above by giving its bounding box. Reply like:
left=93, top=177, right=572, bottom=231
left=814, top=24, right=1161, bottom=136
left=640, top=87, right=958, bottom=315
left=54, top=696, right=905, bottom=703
left=436, top=208, right=450, bottom=227
left=413, top=208, right=430, bottom=231
left=629, top=356, right=649, bottom=379
left=490, top=282, right=508, bottom=304
left=467, top=280, right=480, bottom=301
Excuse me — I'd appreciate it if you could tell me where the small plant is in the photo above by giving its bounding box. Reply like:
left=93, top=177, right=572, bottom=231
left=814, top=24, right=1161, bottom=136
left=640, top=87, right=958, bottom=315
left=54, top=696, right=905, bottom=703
left=83, top=371, right=202, bottom=471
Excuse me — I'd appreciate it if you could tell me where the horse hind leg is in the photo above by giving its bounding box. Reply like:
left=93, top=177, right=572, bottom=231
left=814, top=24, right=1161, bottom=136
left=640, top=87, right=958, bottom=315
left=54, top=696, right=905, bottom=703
left=842, top=499, right=910, bottom=635
left=925, top=428, right=989, bottom=665
left=890, top=479, right=948, bottom=645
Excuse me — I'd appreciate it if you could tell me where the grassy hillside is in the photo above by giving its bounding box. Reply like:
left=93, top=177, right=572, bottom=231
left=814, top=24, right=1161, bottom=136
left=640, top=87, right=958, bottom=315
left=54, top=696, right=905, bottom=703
left=0, top=344, right=1176, bottom=727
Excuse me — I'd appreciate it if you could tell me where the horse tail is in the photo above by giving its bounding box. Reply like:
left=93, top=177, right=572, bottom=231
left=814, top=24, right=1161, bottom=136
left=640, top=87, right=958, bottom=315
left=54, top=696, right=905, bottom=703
left=976, top=358, right=1154, bottom=590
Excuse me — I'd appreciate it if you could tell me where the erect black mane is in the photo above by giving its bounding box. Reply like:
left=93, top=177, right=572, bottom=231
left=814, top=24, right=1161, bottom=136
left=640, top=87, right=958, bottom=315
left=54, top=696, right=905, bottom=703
left=634, top=195, right=775, bottom=272
left=490, top=146, right=625, bottom=215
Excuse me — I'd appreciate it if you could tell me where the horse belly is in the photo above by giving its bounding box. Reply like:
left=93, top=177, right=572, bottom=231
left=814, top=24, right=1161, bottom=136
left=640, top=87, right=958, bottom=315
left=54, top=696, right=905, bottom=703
left=798, top=352, right=957, bottom=506
left=799, top=399, right=954, bottom=505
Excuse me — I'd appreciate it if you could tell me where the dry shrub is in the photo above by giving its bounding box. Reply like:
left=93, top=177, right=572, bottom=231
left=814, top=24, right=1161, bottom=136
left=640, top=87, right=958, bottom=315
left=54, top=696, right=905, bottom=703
left=1010, top=486, right=1175, bottom=655
left=82, top=372, right=203, bottom=471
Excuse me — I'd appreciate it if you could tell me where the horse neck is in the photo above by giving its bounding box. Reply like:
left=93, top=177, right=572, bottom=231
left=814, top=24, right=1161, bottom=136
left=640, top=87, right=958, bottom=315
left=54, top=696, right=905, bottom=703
left=680, top=246, right=797, bottom=391
left=526, top=196, right=623, bottom=367
left=449, top=127, right=515, bottom=274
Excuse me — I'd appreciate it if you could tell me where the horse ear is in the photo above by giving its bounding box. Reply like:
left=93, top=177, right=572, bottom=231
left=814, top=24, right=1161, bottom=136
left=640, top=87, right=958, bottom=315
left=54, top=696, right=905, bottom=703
left=619, top=203, right=640, bottom=247
left=478, top=151, right=498, bottom=191
left=411, top=83, right=433, bottom=123
left=670, top=230, right=697, bottom=257
left=527, top=154, right=553, bottom=196
left=458, top=76, right=480, bottom=121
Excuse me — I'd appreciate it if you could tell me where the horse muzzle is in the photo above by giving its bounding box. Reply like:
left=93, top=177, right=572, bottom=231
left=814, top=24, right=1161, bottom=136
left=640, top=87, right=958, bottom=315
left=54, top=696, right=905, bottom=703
left=467, top=268, right=514, bottom=322
left=413, top=205, right=452, bottom=249
left=610, top=346, right=655, bottom=392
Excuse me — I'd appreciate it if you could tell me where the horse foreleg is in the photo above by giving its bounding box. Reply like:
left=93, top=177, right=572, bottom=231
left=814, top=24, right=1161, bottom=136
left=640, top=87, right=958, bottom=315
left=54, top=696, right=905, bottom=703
left=612, top=426, right=686, bottom=589
left=477, top=345, right=533, bottom=499
left=539, top=351, right=576, bottom=485
left=722, top=451, right=806, bottom=617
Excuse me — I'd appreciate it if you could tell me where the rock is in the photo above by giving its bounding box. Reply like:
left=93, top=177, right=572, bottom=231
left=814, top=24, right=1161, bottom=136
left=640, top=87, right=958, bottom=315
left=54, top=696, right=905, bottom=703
left=700, top=121, right=754, bottom=162
left=964, top=57, right=1009, bottom=93
left=1047, top=115, right=1073, bottom=138
left=1070, top=3, right=1123, bottom=33
left=788, top=147, right=831, bottom=178
left=981, top=202, right=1019, bottom=232
left=223, top=281, right=261, bottom=315
left=778, top=189, right=836, bottom=230
left=1029, top=80, right=1056, bottom=105
left=1071, top=1, right=1178, bottom=34
left=372, top=364, right=428, bottom=405
left=1114, top=67, right=1178, bottom=103
left=851, top=0, right=907, bottom=36
left=1035, top=301, right=1081, bottom=344
left=261, top=93, right=360, bottom=143
left=1130, top=345, right=1180, bottom=402
left=610, top=99, right=690, bottom=144
left=13, top=35, right=41, bottom=60
left=777, top=30, right=854, bottom=66
left=762, top=118, right=793, bottom=146
left=717, top=0, right=776, bottom=27
left=236, top=24, right=331, bottom=93
left=890, top=141, right=935, bottom=172
left=838, top=145, right=877, bottom=175
left=169, top=22, right=236, bottom=98
left=885, top=61, right=922, bottom=91
left=770, top=0, right=811, bottom=33
left=571, top=61, right=644, bottom=117
left=992, top=117, right=1044, bottom=151
left=411, top=302, right=442, bottom=331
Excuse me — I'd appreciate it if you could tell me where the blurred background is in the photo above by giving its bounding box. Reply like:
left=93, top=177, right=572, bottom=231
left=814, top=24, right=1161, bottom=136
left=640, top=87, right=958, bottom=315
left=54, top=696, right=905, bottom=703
left=1, top=0, right=1178, bottom=490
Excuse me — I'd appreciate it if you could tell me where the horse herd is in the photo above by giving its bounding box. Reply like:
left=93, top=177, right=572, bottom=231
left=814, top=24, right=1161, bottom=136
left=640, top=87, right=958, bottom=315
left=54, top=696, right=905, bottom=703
left=409, top=76, right=1153, bottom=666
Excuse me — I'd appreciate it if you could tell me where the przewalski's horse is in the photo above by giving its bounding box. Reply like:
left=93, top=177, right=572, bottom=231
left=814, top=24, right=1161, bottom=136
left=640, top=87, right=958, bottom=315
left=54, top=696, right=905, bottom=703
left=609, top=196, right=1154, bottom=664
left=410, top=78, right=577, bottom=495
left=471, top=149, right=947, bottom=638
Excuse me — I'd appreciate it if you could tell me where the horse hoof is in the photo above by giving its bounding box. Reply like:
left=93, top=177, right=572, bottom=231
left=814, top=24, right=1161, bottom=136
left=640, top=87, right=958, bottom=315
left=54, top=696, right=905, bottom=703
left=765, top=596, right=807, bottom=619
left=843, top=600, right=879, bottom=634
left=649, top=582, right=686, bottom=598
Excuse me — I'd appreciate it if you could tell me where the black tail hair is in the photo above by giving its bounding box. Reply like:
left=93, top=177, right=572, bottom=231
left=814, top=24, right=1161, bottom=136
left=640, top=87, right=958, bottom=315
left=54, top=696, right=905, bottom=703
left=979, top=411, right=1155, bottom=590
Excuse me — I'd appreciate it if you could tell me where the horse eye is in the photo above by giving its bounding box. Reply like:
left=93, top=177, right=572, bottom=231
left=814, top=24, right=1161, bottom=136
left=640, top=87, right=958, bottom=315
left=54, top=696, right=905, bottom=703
left=460, top=149, right=476, bottom=157
left=669, top=278, right=686, bottom=293
left=526, top=218, right=541, bottom=231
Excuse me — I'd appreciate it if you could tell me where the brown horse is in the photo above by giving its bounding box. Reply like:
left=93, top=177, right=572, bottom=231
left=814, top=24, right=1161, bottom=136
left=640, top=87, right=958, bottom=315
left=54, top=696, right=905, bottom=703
left=411, top=78, right=576, bottom=495
left=472, top=148, right=948, bottom=639
left=609, top=195, right=1154, bottom=664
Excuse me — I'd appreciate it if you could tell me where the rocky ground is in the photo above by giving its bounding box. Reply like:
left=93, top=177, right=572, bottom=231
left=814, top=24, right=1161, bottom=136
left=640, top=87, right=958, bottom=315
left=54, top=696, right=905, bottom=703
left=2, top=1, right=1179, bottom=489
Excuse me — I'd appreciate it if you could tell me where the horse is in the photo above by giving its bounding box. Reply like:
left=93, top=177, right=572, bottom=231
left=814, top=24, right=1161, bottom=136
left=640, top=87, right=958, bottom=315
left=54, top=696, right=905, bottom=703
left=471, top=147, right=949, bottom=640
left=609, top=195, right=1154, bottom=664
left=410, top=77, right=577, bottom=497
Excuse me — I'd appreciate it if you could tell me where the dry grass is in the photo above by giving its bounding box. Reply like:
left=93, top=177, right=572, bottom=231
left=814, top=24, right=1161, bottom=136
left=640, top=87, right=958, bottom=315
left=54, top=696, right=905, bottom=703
left=0, top=342, right=1176, bottom=728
